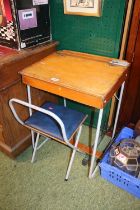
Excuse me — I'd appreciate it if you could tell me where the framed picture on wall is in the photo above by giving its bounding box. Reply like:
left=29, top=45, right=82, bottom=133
left=63, top=0, right=102, bottom=17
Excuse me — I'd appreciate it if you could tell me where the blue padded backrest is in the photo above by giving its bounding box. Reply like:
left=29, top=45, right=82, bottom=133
left=25, top=102, right=87, bottom=141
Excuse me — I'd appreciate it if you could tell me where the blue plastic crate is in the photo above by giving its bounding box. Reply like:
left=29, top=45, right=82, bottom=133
left=99, top=127, right=140, bottom=199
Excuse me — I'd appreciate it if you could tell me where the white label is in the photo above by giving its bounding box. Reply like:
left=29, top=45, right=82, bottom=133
left=33, top=0, right=48, bottom=5
left=50, top=77, right=60, bottom=82
left=22, top=11, right=34, bottom=20
left=21, top=42, right=26, bottom=48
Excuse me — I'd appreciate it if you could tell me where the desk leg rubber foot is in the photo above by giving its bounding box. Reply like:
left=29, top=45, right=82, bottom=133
left=82, top=155, right=91, bottom=166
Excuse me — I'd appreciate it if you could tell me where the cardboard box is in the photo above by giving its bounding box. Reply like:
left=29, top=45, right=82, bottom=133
left=0, top=0, right=51, bottom=49
left=0, top=0, right=18, bottom=48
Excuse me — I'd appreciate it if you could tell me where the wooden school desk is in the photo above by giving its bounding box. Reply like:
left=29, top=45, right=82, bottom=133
left=20, top=50, right=129, bottom=178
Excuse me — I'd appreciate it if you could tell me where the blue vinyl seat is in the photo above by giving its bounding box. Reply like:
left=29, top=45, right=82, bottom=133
left=9, top=98, right=87, bottom=180
left=25, top=102, right=86, bottom=141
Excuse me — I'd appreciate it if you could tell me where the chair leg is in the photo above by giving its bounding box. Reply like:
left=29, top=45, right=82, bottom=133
left=31, top=133, right=40, bottom=163
left=31, top=130, right=35, bottom=149
left=65, top=125, right=82, bottom=181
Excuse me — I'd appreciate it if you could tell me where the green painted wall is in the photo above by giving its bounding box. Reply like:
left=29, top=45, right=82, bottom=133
left=50, top=0, right=127, bottom=128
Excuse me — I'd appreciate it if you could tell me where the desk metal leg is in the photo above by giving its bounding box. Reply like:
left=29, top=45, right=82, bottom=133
left=27, top=85, right=51, bottom=161
left=88, top=82, right=125, bottom=178
left=112, top=82, right=125, bottom=139
left=27, top=85, right=35, bottom=149
left=89, top=108, right=103, bottom=178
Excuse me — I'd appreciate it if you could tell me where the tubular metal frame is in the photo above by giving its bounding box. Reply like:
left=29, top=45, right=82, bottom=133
left=27, top=85, right=35, bottom=149
left=27, top=86, right=83, bottom=180
left=24, top=81, right=125, bottom=179
left=9, top=96, right=83, bottom=180
left=89, top=81, right=125, bottom=178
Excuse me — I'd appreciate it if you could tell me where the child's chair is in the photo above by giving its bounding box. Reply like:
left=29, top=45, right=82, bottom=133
left=9, top=98, right=87, bottom=180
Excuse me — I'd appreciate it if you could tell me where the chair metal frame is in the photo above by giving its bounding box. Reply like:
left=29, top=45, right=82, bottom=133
left=9, top=98, right=83, bottom=180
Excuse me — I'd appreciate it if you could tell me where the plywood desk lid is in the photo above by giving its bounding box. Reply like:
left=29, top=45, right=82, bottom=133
left=20, top=50, right=130, bottom=108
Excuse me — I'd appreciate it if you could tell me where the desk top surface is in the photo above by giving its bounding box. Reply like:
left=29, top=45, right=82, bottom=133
left=20, top=50, right=129, bottom=108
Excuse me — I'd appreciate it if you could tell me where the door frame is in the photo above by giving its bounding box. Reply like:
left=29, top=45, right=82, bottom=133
left=118, top=0, right=140, bottom=128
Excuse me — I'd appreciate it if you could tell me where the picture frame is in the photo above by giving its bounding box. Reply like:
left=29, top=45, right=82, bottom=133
left=63, top=0, right=102, bottom=17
